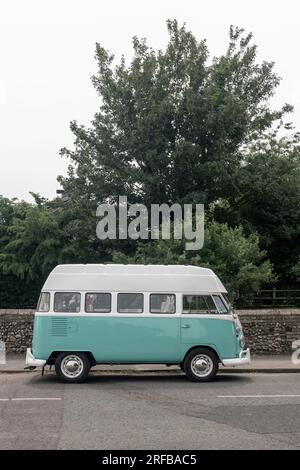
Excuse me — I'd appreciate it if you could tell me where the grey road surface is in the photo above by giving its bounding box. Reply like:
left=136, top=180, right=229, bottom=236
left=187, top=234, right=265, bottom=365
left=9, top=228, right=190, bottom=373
left=0, top=371, right=300, bottom=450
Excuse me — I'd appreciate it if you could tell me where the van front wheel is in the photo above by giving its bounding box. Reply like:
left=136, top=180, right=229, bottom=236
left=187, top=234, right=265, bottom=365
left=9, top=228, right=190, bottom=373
left=184, top=348, right=218, bottom=382
left=55, top=352, right=90, bottom=383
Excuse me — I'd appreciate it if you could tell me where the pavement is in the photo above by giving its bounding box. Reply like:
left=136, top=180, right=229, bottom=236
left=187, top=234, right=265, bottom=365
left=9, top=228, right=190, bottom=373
left=1, top=372, right=300, bottom=449
left=0, top=353, right=299, bottom=374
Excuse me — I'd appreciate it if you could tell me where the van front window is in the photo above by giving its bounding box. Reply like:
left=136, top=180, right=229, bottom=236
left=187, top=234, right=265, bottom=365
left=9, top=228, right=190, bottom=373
left=221, top=294, right=233, bottom=312
left=212, top=295, right=229, bottom=314
left=183, top=295, right=218, bottom=314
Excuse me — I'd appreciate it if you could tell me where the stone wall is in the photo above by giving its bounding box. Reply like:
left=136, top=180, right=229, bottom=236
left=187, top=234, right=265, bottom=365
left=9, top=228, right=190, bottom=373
left=0, top=309, right=34, bottom=354
left=1, top=308, right=300, bottom=355
left=238, top=309, right=300, bottom=354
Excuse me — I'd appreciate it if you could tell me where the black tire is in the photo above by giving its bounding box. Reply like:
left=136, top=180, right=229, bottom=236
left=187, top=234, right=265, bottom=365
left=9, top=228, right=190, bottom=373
left=183, top=348, right=219, bottom=382
left=179, top=362, right=185, bottom=372
left=55, top=352, right=90, bottom=383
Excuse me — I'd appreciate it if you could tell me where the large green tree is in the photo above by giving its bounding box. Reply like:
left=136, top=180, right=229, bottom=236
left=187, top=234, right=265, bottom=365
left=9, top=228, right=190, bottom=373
left=59, top=21, right=292, bottom=209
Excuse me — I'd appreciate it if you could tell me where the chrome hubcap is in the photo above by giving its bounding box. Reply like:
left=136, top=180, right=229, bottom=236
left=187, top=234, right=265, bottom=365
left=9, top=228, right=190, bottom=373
left=61, top=355, right=83, bottom=378
left=191, top=354, right=213, bottom=377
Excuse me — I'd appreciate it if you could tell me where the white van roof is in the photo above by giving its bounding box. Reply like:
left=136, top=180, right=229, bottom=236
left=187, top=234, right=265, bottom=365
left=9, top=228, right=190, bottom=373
left=43, top=264, right=227, bottom=294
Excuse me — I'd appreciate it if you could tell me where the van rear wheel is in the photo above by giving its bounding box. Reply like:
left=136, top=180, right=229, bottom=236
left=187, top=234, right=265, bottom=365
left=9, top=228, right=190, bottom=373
left=55, top=352, right=90, bottom=383
left=184, top=348, right=218, bottom=382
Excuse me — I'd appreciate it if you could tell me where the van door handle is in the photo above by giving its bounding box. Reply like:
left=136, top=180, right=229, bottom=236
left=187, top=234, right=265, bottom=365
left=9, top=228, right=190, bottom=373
left=181, top=324, right=190, bottom=329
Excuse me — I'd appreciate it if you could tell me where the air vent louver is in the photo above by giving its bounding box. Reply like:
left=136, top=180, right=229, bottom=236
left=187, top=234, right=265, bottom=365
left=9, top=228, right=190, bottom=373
left=51, top=317, right=68, bottom=336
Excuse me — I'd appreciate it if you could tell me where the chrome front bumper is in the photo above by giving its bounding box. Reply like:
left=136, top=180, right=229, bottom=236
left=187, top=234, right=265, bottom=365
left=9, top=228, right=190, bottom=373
left=25, top=348, right=46, bottom=367
left=222, top=348, right=251, bottom=367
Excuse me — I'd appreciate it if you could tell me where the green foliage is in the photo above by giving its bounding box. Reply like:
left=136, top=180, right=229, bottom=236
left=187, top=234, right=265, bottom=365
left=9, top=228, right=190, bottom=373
left=213, top=136, right=300, bottom=281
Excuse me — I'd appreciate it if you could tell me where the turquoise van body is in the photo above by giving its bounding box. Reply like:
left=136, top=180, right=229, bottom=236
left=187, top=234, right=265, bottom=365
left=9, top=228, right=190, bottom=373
left=32, top=314, right=239, bottom=364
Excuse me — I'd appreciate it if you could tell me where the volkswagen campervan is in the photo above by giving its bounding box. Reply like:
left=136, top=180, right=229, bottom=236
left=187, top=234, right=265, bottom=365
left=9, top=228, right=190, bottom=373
left=26, top=264, right=250, bottom=382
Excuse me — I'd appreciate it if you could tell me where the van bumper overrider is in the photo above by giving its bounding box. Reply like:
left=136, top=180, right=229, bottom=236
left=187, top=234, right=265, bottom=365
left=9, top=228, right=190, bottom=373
left=25, top=348, right=46, bottom=367
left=222, top=348, right=251, bottom=367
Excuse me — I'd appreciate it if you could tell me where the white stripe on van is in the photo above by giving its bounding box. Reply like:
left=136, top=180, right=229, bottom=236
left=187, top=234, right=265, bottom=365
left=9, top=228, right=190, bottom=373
left=34, top=312, right=234, bottom=321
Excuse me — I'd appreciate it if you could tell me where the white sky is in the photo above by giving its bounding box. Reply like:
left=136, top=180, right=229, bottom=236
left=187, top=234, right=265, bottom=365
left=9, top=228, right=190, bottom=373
left=0, top=0, right=300, bottom=201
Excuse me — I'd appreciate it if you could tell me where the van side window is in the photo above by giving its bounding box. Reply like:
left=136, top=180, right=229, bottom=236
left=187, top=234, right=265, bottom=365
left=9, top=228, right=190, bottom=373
left=117, top=293, right=143, bottom=313
left=212, top=295, right=228, bottom=314
left=85, top=293, right=111, bottom=313
left=54, top=293, right=81, bottom=313
left=183, top=295, right=218, bottom=314
left=37, top=292, right=50, bottom=312
left=150, top=294, right=176, bottom=314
